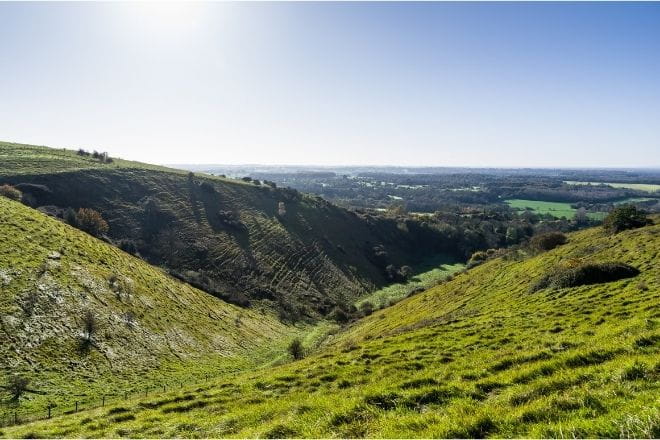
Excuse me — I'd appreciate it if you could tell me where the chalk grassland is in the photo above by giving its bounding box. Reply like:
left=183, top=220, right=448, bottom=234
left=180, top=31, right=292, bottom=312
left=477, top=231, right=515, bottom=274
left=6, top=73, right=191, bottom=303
left=0, top=197, right=301, bottom=418
left=505, top=199, right=607, bottom=220
left=4, top=218, right=658, bottom=438
left=565, top=181, right=660, bottom=193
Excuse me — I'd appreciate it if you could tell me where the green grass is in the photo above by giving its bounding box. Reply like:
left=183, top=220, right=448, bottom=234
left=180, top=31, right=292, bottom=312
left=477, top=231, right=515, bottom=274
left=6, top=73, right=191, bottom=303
left=0, top=141, right=179, bottom=176
left=1, top=141, right=456, bottom=320
left=505, top=199, right=606, bottom=220
left=356, top=254, right=465, bottom=310
left=0, top=196, right=299, bottom=420
left=565, top=181, right=660, bottom=193
left=4, top=217, right=658, bottom=438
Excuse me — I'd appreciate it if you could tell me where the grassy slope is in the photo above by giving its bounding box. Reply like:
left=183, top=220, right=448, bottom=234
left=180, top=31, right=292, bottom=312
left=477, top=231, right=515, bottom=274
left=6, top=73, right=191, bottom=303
left=4, top=220, right=658, bottom=438
left=0, top=197, right=296, bottom=417
left=0, top=142, right=182, bottom=176
left=1, top=142, right=448, bottom=316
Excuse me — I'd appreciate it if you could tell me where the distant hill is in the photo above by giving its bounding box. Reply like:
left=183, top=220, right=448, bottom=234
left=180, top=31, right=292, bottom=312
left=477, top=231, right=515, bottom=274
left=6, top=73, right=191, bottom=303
left=4, top=217, right=657, bottom=438
left=0, top=142, right=454, bottom=318
left=0, top=196, right=290, bottom=415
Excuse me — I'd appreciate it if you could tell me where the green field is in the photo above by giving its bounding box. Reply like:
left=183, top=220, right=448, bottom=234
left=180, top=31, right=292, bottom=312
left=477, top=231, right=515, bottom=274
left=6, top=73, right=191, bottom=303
left=3, top=216, right=658, bottom=438
left=505, top=199, right=606, bottom=220
left=356, top=254, right=465, bottom=310
left=565, top=181, right=660, bottom=193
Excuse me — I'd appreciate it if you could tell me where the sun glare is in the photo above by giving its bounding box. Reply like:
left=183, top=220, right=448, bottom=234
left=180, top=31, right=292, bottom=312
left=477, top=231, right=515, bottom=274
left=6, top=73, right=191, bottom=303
left=122, top=1, right=206, bottom=39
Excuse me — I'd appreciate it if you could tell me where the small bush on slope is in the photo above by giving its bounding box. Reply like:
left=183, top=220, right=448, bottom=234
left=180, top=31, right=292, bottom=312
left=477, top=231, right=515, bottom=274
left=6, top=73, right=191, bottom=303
left=530, top=231, right=567, bottom=252
left=0, top=184, right=21, bottom=201
left=530, top=262, right=639, bottom=292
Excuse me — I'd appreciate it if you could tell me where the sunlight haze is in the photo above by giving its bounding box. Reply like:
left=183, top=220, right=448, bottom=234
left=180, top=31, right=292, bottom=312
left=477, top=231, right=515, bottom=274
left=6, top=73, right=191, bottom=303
left=1, top=2, right=659, bottom=167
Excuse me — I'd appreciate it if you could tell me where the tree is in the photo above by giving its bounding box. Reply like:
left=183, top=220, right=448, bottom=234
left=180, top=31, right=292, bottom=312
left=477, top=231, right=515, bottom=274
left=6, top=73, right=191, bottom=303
left=82, top=310, right=97, bottom=342
left=288, top=338, right=304, bottom=360
left=0, top=184, right=22, bottom=201
left=603, top=205, right=651, bottom=234
left=76, top=208, right=109, bottom=237
left=5, top=375, right=29, bottom=401
left=385, top=264, right=399, bottom=281
left=399, top=265, right=414, bottom=281
left=359, top=301, right=374, bottom=316
left=64, top=207, right=79, bottom=227
left=573, top=207, right=589, bottom=225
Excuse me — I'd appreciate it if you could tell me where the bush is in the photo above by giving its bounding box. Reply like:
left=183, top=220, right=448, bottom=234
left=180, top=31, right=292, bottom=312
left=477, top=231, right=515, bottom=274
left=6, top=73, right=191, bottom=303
left=118, top=239, right=138, bottom=255
left=399, top=265, right=413, bottom=281
left=5, top=375, right=30, bottom=401
left=76, top=208, right=109, bottom=237
left=329, top=306, right=351, bottom=323
left=64, top=207, right=79, bottom=227
left=603, top=205, right=651, bottom=234
left=530, top=232, right=567, bottom=252
left=359, top=301, right=374, bottom=316
left=531, top=262, right=639, bottom=292
left=468, top=250, right=488, bottom=267
left=82, top=310, right=98, bottom=342
left=0, top=184, right=22, bottom=201
left=288, top=338, right=305, bottom=360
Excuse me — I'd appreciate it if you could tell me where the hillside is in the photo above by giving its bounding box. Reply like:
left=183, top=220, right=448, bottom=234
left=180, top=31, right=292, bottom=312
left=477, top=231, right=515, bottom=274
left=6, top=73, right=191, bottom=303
left=4, top=219, right=658, bottom=438
left=0, top=196, right=294, bottom=417
left=1, top=142, right=458, bottom=318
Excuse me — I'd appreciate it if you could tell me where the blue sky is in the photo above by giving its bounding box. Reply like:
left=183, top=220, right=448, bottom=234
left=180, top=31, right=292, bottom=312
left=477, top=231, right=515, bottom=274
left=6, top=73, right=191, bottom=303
left=1, top=2, right=659, bottom=167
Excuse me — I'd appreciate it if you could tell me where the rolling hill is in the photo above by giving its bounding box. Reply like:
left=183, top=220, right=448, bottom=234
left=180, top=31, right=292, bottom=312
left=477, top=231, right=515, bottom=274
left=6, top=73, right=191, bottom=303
left=1, top=142, right=458, bottom=318
left=0, top=195, right=295, bottom=418
left=3, top=216, right=657, bottom=438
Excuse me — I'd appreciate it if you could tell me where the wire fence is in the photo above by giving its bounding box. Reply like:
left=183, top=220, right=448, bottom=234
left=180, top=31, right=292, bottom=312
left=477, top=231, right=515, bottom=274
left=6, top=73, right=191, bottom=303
left=0, top=372, right=223, bottom=429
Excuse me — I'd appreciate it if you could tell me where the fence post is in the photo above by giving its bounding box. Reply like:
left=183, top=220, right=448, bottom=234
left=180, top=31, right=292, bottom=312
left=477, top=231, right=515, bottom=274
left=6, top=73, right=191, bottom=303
left=48, top=406, right=51, bottom=419
left=14, top=411, right=17, bottom=425
left=102, top=395, right=105, bottom=407
left=75, top=401, right=78, bottom=413
left=163, top=384, right=166, bottom=393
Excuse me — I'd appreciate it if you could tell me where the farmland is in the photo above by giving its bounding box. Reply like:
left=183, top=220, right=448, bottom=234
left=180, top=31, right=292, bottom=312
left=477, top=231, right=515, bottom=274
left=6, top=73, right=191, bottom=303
left=565, top=181, right=660, bottom=193
left=504, top=199, right=607, bottom=220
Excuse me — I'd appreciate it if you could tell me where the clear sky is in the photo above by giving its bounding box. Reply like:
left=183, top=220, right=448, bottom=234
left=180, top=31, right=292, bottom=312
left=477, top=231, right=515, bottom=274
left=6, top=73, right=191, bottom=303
left=1, top=2, right=659, bottom=167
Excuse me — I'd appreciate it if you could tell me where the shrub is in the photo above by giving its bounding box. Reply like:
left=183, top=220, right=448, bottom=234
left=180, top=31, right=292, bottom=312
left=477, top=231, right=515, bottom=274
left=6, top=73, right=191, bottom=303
left=63, top=207, right=79, bottom=227
left=531, top=262, right=639, bottom=292
left=359, top=301, right=374, bottom=316
left=329, top=306, right=351, bottom=323
left=5, top=375, right=30, bottom=401
left=288, top=338, right=305, bottom=360
left=399, top=265, right=413, bottom=281
left=0, top=184, right=22, bottom=201
left=468, top=250, right=488, bottom=267
left=603, top=205, right=651, bottom=234
left=530, top=231, right=567, bottom=252
left=118, top=239, right=138, bottom=255
left=82, top=310, right=98, bottom=342
left=77, top=208, right=109, bottom=237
